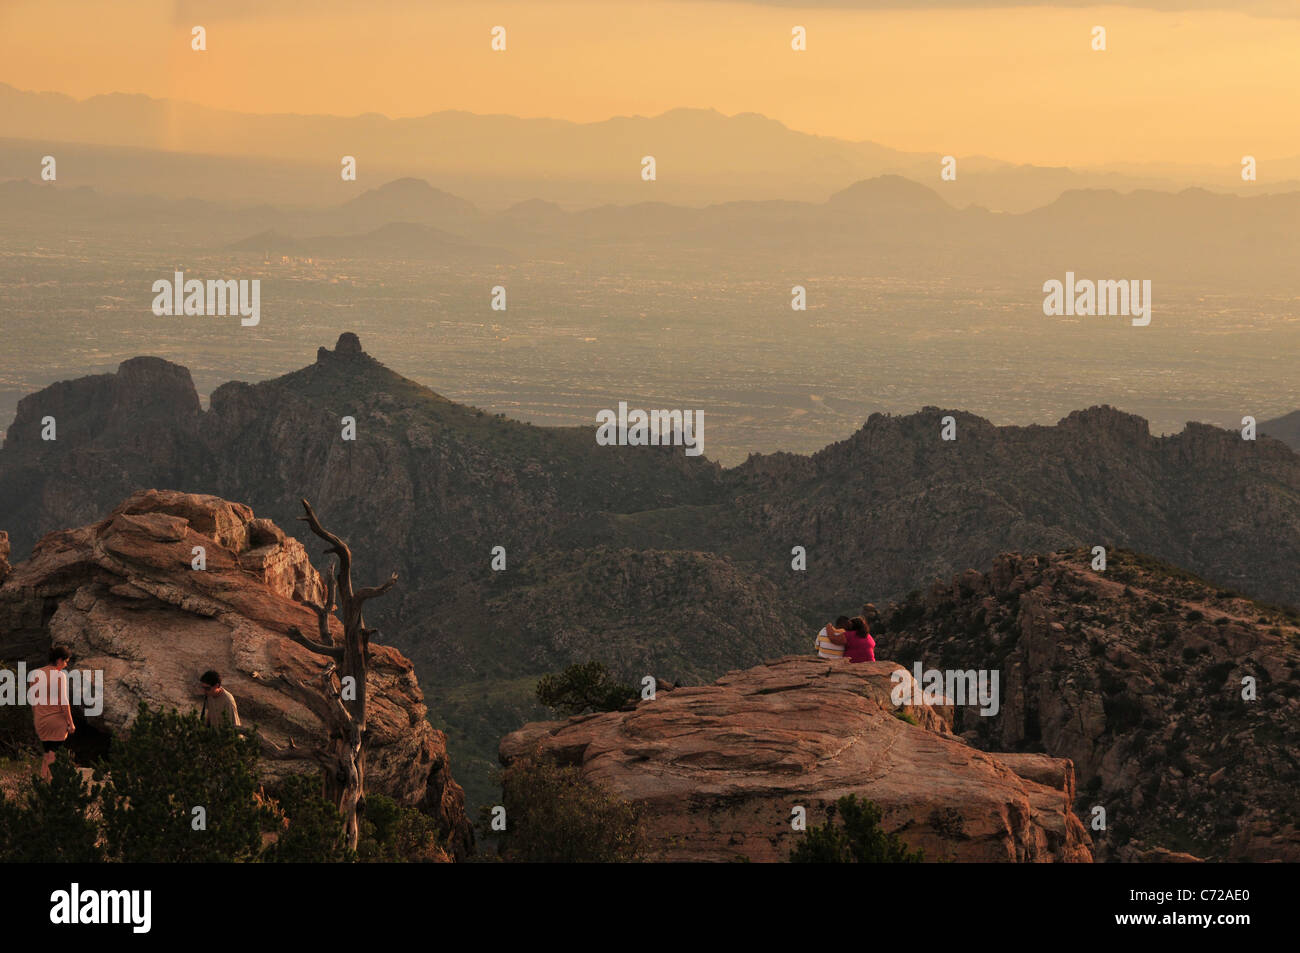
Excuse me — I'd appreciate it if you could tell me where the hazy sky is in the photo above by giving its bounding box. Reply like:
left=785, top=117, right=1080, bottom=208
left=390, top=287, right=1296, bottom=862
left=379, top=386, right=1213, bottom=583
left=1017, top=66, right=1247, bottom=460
left=3, top=0, right=1298, bottom=166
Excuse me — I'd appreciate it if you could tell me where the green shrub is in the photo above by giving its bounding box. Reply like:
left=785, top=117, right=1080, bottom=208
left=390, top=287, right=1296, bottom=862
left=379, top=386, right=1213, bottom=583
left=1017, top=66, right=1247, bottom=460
left=790, top=795, right=924, bottom=863
left=535, top=661, right=635, bottom=716
left=0, top=660, right=39, bottom=760
left=493, top=755, right=645, bottom=862
left=0, top=753, right=101, bottom=862
left=1201, top=661, right=1235, bottom=686
left=95, top=704, right=270, bottom=862
left=263, top=773, right=352, bottom=863
left=2, top=704, right=390, bottom=864
left=357, top=793, right=447, bottom=862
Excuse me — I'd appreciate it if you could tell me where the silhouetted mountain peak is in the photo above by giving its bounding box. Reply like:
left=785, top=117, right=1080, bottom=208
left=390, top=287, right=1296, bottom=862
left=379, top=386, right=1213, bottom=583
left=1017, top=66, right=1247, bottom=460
left=315, top=331, right=373, bottom=366
left=341, top=177, right=478, bottom=219
left=827, top=174, right=953, bottom=214
left=362, top=177, right=437, bottom=198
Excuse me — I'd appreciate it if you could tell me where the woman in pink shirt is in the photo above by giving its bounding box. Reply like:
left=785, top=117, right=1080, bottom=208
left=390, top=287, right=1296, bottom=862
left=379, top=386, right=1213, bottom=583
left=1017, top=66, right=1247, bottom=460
left=842, top=616, right=876, bottom=663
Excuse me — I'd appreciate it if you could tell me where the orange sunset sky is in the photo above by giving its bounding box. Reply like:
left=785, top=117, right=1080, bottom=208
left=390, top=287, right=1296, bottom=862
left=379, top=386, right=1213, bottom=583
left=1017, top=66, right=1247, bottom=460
left=2, top=0, right=1298, bottom=167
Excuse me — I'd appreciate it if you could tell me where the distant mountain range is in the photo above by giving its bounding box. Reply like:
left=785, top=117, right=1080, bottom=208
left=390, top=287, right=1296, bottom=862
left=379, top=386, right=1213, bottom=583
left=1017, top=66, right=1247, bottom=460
left=2, top=333, right=1297, bottom=807
left=4, top=82, right=1299, bottom=211
left=7, top=173, right=1300, bottom=289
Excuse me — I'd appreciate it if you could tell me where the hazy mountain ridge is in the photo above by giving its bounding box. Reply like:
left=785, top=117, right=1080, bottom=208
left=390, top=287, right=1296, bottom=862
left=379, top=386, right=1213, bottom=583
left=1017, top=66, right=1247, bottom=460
left=5, top=84, right=1298, bottom=211
left=8, top=172, right=1300, bottom=286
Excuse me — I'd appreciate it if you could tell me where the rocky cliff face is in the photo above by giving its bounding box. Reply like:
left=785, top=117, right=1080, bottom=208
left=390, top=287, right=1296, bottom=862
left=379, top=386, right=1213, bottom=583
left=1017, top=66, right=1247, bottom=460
left=0, top=489, right=472, bottom=858
left=502, top=656, right=1092, bottom=862
left=0, top=334, right=723, bottom=563
left=878, top=549, right=1300, bottom=862
left=0, top=358, right=211, bottom=553
left=2, top=335, right=1297, bottom=813
left=5, top=339, right=1296, bottom=613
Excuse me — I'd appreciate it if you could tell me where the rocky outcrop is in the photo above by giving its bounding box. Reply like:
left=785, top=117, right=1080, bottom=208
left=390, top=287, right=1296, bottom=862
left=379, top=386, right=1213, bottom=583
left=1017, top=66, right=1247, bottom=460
left=501, top=656, right=1092, bottom=863
left=0, top=489, right=472, bottom=858
left=3, top=357, right=201, bottom=456
left=0, top=358, right=210, bottom=547
left=880, top=548, right=1300, bottom=862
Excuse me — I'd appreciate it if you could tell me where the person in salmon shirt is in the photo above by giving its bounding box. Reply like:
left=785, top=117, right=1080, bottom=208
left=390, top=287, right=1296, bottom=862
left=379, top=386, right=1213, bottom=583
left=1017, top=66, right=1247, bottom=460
left=32, top=645, right=77, bottom=781
left=842, top=616, right=876, bottom=663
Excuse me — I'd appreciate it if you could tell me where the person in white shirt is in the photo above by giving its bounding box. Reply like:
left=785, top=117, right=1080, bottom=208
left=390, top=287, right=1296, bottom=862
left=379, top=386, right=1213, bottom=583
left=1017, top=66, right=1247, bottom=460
left=815, top=616, right=851, bottom=659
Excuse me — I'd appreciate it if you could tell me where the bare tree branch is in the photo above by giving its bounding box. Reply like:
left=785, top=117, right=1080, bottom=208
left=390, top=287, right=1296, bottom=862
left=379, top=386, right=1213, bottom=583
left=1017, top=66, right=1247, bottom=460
left=263, top=671, right=337, bottom=726
left=260, top=736, right=330, bottom=766
left=285, top=625, right=344, bottom=660
left=355, top=571, right=398, bottom=603
left=289, top=498, right=399, bottom=851
left=319, top=565, right=337, bottom=643
left=299, top=564, right=338, bottom=644
left=298, top=498, right=351, bottom=593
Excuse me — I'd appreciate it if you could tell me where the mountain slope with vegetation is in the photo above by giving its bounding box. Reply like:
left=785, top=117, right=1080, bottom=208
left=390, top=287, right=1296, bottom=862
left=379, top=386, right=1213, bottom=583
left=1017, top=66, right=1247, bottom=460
left=877, top=548, right=1300, bottom=861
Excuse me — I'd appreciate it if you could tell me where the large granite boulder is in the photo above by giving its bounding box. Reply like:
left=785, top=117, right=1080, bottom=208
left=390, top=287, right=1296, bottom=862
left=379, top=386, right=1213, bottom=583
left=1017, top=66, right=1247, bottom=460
left=502, top=656, right=1092, bottom=862
left=0, top=489, right=471, bottom=858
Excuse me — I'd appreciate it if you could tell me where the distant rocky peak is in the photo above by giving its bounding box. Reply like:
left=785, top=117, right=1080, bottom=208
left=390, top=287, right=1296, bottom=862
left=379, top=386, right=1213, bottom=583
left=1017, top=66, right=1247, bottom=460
left=316, top=331, right=368, bottom=365
left=3, top=355, right=200, bottom=452
left=1058, top=404, right=1152, bottom=441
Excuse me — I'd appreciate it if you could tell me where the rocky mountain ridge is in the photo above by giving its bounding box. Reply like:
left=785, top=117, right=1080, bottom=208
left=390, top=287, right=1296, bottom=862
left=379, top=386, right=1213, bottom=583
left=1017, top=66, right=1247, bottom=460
left=878, top=548, right=1300, bottom=861
left=2, top=334, right=1297, bottom=811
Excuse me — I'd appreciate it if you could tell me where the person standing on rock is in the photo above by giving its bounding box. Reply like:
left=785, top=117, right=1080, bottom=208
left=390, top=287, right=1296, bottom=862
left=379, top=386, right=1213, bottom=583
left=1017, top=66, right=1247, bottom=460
left=842, top=617, right=877, bottom=663
left=198, top=670, right=241, bottom=729
left=816, top=616, right=851, bottom=659
left=32, top=645, right=77, bottom=781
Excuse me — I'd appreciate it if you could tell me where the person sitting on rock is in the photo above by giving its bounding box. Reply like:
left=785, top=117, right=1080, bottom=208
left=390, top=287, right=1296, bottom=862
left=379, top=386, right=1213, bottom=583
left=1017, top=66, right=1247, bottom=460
left=198, top=670, right=241, bottom=729
left=842, top=616, right=877, bottom=663
left=32, top=645, right=76, bottom=781
left=815, top=616, right=852, bottom=659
